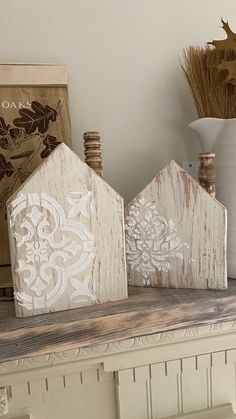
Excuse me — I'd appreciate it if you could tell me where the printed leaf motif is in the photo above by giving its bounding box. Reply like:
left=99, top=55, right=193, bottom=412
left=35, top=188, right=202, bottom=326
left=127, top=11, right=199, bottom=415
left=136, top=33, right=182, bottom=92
left=0, top=137, right=9, bottom=150
left=9, top=128, right=23, bottom=139
left=209, top=19, right=236, bottom=52
left=0, top=154, right=13, bottom=181
left=0, top=116, right=10, bottom=136
left=13, top=101, right=57, bottom=135
left=10, top=150, right=34, bottom=160
left=41, top=135, right=61, bottom=159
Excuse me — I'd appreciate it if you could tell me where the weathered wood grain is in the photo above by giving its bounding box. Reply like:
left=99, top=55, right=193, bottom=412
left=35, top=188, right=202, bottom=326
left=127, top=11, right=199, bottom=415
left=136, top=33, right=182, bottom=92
left=7, top=143, right=127, bottom=317
left=0, top=64, right=71, bottom=281
left=0, top=281, right=236, bottom=363
left=125, top=160, right=227, bottom=290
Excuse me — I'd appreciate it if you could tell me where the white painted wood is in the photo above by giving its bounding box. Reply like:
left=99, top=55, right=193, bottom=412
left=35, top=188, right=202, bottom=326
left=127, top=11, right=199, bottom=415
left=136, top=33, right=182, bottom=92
left=211, top=364, right=235, bottom=408
left=7, top=143, right=127, bottom=317
left=117, top=368, right=151, bottom=419
left=2, top=322, right=236, bottom=418
left=182, top=363, right=208, bottom=412
left=125, top=160, right=227, bottom=289
left=168, top=404, right=235, bottom=418
left=150, top=363, right=180, bottom=417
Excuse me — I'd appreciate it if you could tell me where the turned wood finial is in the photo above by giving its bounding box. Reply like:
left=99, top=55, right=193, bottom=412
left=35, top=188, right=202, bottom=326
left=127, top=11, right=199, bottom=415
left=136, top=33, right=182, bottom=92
left=83, top=131, right=103, bottom=177
left=198, top=152, right=216, bottom=198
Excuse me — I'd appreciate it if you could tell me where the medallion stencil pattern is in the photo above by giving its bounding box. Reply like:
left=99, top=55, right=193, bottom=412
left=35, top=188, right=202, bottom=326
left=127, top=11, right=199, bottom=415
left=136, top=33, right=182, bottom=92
left=10, top=191, right=96, bottom=310
left=125, top=197, right=190, bottom=285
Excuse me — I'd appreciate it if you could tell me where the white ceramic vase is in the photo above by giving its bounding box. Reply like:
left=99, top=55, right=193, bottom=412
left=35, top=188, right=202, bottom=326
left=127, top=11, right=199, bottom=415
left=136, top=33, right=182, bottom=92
left=189, top=117, right=236, bottom=279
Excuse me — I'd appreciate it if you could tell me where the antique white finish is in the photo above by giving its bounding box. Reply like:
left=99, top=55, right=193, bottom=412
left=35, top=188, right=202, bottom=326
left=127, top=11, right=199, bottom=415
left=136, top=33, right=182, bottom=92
left=7, top=143, right=127, bottom=317
left=168, top=404, right=235, bottom=418
left=189, top=117, right=236, bottom=279
left=125, top=160, right=227, bottom=289
left=1, top=320, right=236, bottom=418
left=0, top=388, right=8, bottom=417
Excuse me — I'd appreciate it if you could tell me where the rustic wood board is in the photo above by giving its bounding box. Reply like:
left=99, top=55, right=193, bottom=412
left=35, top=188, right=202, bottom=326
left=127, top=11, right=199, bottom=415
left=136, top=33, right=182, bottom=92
left=0, top=64, right=71, bottom=287
left=7, top=143, right=127, bottom=317
left=0, top=281, right=236, bottom=363
left=125, top=160, right=227, bottom=290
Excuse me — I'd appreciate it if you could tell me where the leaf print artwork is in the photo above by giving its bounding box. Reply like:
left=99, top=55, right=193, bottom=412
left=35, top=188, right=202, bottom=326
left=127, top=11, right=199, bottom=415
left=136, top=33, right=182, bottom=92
left=0, top=101, right=60, bottom=206
left=0, top=137, right=9, bottom=150
left=0, top=69, right=71, bottom=269
left=0, top=117, right=10, bottom=136
left=41, top=135, right=61, bottom=159
left=9, top=128, right=24, bottom=139
left=0, top=154, right=13, bottom=181
left=13, top=101, right=57, bottom=135
left=10, top=150, right=34, bottom=160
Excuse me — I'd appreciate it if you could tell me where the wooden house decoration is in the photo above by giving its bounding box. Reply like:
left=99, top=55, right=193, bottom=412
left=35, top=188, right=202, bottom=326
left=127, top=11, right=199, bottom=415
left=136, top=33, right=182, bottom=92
left=0, top=64, right=72, bottom=289
left=125, top=160, right=227, bottom=290
left=7, top=143, right=127, bottom=317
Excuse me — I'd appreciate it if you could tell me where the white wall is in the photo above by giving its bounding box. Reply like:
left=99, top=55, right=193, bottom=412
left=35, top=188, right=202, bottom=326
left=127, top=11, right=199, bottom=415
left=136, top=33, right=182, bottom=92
left=0, top=0, right=234, bottom=202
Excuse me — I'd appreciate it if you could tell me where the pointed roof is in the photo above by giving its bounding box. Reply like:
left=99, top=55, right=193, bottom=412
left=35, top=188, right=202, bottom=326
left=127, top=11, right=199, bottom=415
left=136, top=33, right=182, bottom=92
left=125, top=160, right=227, bottom=290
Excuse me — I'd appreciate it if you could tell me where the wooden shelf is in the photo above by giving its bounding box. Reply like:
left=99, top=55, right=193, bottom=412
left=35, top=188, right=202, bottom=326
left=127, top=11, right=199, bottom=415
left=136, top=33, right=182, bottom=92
left=1, top=281, right=236, bottom=364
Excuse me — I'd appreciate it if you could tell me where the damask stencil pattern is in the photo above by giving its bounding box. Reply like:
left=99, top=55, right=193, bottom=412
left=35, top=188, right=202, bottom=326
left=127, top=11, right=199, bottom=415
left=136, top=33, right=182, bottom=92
left=9, top=191, right=96, bottom=310
left=125, top=197, right=190, bottom=285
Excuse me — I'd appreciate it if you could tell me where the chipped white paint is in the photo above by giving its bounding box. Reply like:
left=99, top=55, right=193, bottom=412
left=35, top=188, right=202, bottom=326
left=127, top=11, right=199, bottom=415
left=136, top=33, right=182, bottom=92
left=125, top=161, right=227, bottom=289
left=125, top=196, right=190, bottom=285
left=7, top=143, right=127, bottom=317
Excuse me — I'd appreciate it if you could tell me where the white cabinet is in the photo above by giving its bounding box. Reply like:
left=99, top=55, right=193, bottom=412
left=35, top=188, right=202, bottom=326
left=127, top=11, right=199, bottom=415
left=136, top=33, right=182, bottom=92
left=1, top=319, right=236, bottom=418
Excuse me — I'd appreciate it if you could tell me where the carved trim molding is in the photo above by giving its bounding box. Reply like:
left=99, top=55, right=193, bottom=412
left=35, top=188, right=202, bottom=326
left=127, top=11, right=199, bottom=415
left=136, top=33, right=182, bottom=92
left=1, top=320, right=236, bottom=375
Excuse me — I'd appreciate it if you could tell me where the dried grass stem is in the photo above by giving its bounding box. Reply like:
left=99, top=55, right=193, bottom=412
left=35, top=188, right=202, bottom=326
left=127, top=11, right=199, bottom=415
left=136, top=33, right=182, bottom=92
left=182, top=46, right=236, bottom=118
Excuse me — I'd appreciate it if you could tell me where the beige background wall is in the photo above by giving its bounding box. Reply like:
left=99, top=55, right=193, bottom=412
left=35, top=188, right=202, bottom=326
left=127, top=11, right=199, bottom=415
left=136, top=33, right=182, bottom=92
left=0, top=0, right=234, bottom=202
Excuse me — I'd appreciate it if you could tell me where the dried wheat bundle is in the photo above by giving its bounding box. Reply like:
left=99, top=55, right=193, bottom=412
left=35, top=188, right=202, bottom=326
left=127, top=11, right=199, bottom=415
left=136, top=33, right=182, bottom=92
left=182, top=46, right=236, bottom=118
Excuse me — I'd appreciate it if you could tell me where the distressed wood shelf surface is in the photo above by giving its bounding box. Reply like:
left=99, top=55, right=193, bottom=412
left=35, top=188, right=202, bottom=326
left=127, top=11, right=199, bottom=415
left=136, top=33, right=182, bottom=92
left=1, top=281, right=236, bottom=363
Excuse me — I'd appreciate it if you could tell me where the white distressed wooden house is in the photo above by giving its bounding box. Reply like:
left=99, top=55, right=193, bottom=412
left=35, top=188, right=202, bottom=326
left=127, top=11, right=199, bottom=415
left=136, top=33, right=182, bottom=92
left=125, top=160, right=227, bottom=290
left=7, top=143, right=127, bottom=317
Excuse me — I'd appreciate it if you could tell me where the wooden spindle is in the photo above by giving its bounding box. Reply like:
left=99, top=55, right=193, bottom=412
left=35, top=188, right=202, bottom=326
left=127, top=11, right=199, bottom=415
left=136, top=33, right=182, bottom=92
left=83, top=131, right=103, bottom=177
left=198, top=152, right=216, bottom=198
